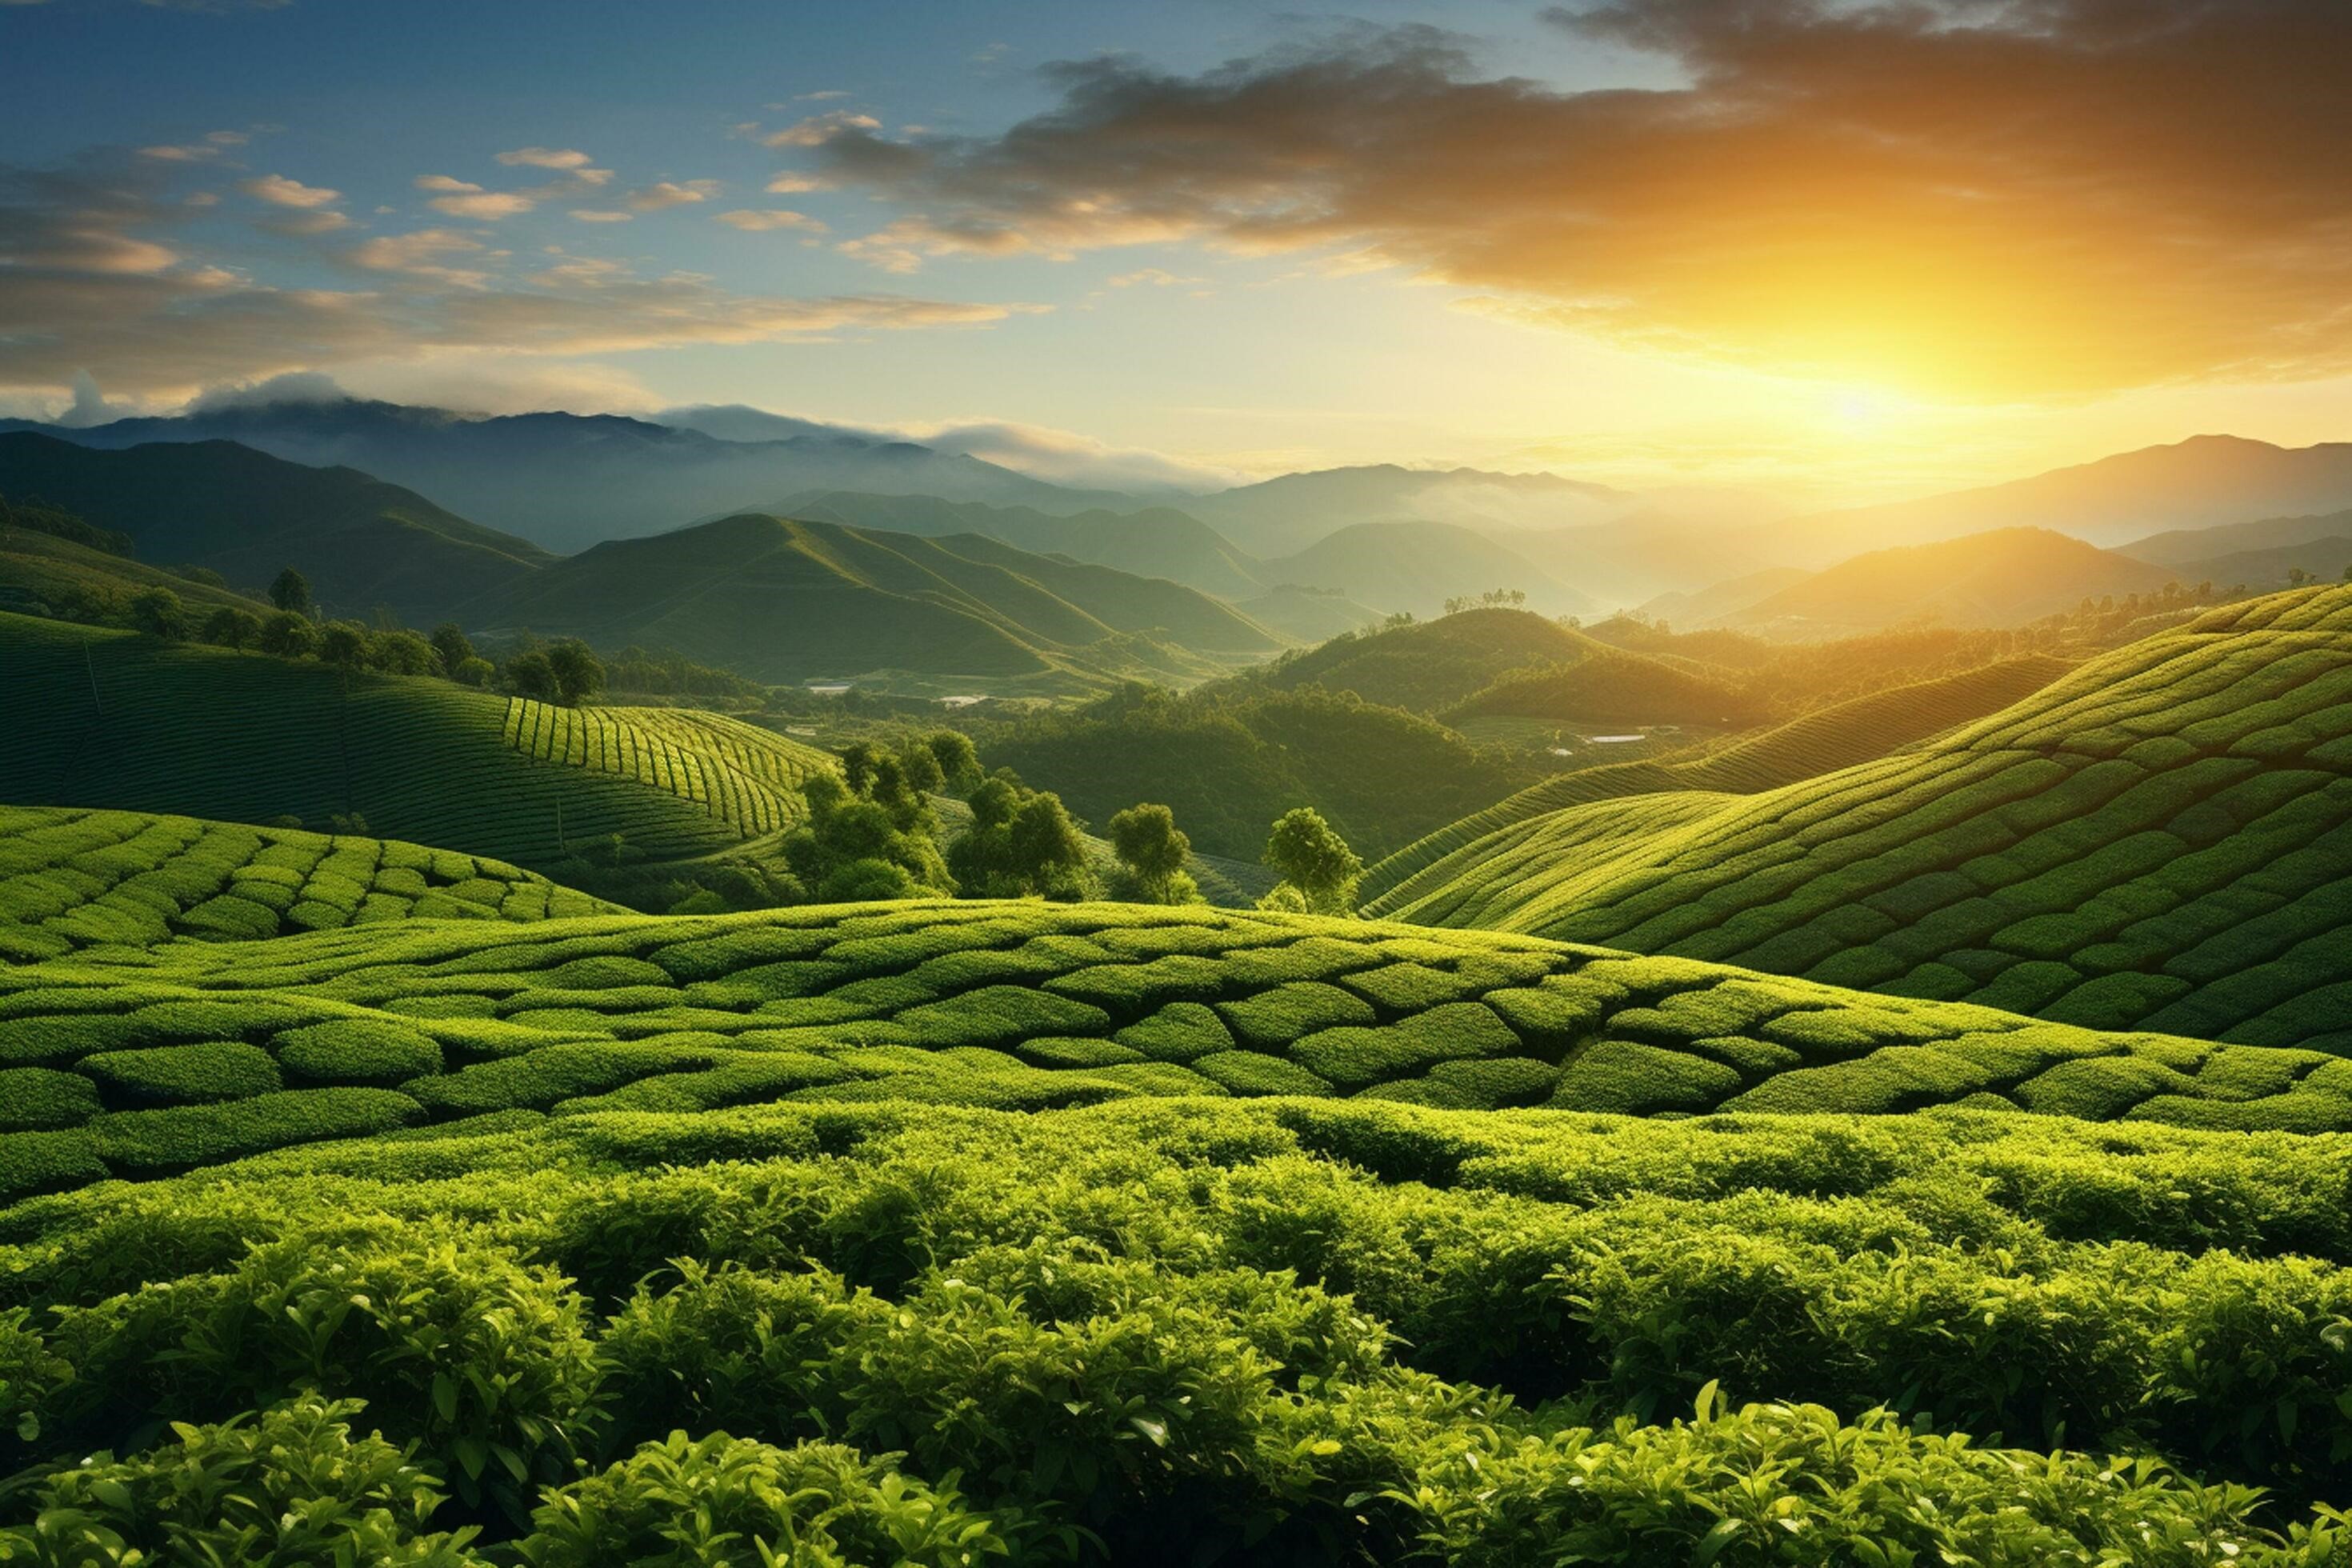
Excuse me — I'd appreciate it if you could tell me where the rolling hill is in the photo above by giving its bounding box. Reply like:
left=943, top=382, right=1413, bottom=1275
left=1230, top=583, right=1385, bottom=643
left=1245, top=606, right=1598, bottom=713
left=0, top=519, right=276, bottom=623
left=0, top=612, right=836, bottom=898
left=459, top=513, right=1280, bottom=688
left=1186, top=463, right=1642, bottom=556
left=0, top=432, right=553, bottom=621
left=773, top=490, right=1267, bottom=599
left=1360, top=654, right=2078, bottom=908
left=0, top=804, right=615, bottom=959
left=1762, top=433, right=2352, bottom=563
left=2, top=396, right=1140, bottom=553
left=1255, top=521, right=1590, bottom=620
left=1380, top=583, right=2352, bottom=1051
left=2121, top=504, right=2352, bottom=567
left=1716, top=527, right=2182, bottom=635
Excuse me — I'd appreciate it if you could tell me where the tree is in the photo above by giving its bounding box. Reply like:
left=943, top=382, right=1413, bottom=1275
left=128, top=586, right=187, bottom=641
left=200, top=606, right=262, bottom=652
left=2289, top=566, right=2312, bottom=586
left=927, top=730, right=982, bottom=794
left=430, top=622, right=475, bottom=674
left=451, top=654, right=495, bottom=687
left=268, top=568, right=313, bottom=616
left=546, top=639, right=605, bottom=706
left=258, top=610, right=319, bottom=660
left=895, top=738, right=945, bottom=798
left=947, top=776, right=1094, bottom=900
left=318, top=620, right=369, bottom=673
left=368, top=628, right=442, bottom=676
left=504, top=650, right=559, bottom=702
left=1009, top=793, right=1091, bottom=898
left=1261, top=806, right=1362, bottom=914
left=1108, top=802, right=1196, bottom=904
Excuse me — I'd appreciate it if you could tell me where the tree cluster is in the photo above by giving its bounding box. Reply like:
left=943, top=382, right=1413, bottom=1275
left=1442, top=589, right=1528, bottom=614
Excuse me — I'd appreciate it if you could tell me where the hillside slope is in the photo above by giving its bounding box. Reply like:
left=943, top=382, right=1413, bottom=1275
left=0, top=613, right=835, bottom=885
left=778, top=490, right=1267, bottom=599
left=0, top=805, right=613, bottom=959
left=1720, top=527, right=2180, bottom=635
left=1256, top=521, right=1591, bottom=620
left=1246, top=607, right=1594, bottom=714
left=0, top=432, right=551, bottom=621
left=462, top=513, right=1278, bottom=687
left=1362, top=654, right=2077, bottom=907
left=14, top=899, right=2352, bottom=1202
left=1385, top=585, right=2352, bottom=1050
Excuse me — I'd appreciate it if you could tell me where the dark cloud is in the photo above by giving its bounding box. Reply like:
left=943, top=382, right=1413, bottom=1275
left=799, top=2, right=2352, bottom=398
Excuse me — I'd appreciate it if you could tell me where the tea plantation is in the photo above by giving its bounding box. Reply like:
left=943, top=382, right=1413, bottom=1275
left=0, top=612, right=835, bottom=875
left=1383, top=584, right=2352, bottom=1049
left=1359, top=654, right=2077, bottom=906
left=0, top=805, right=614, bottom=960
left=13, top=892, right=2352, bottom=1206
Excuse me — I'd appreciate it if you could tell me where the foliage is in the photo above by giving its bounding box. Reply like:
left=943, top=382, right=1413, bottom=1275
left=269, top=566, right=313, bottom=617
left=1262, top=808, right=1363, bottom=914
left=1109, top=802, right=1198, bottom=904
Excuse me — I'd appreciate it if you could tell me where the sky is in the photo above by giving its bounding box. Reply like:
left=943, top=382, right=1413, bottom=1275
left=2, top=0, right=2349, bottom=506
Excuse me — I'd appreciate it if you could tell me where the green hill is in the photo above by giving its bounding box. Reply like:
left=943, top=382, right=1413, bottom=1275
left=1228, top=583, right=1386, bottom=643
left=462, top=513, right=1279, bottom=690
left=1361, top=654, right=2078, bottom=908
left=1720, top=526, right=2181, bottom=635
left=1381, top=584, right=2352, bottom=1050
left=1255, top=521, right=1591, bottom=620
left=978, top=684, right=1542, bottom=861
left=1442, top=647, right=1766, bottom=730
left=0, top=804, right=614, bottom=960
left=1248, top=607, right=1597, bottom=714
left=0, top=518, right=276, bottom=622
left=17, top=896, right=2352, bottom=1202
left=0, top=432, right=553, bottom=622
left=778, top=490, right=1269, bottom=599
left=0, top=613, right=835, bottom=893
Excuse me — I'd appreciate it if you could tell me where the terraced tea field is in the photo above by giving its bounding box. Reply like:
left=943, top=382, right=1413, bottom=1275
left=0, top=805, right=614, bottom=960
left=15, top=888, right=2352, bottom=1206
left=1385, top=586, right=2352, bottom=1050
left=1360, top=654, right=2076, bottom=906
left=0, top=612, right=834, bottom=875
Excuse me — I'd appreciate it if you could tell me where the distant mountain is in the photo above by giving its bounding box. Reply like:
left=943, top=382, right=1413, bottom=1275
left=1760, top=435, right=2352, bottom=565
left=1188, top=463, right=1638, bottom=557
left=1227, top=585, right=1386, bottom=645
left=1719, top=527, right=2180, bottom=636
left=1255, top=521, right=1592, bottom=620
left=2118, top=505, right=2352, bottom=567
left=0, top=432, right=550, bottom=621
left=1636, top=567, right=1811, bottom=627
left=2171, top=537, right=2352, bottom=592
left=455, top=513, right=1281, bottom=685
left=772, top=490, right=1265, bottom=599
left=1250, top=606, right=1598, bottom=714
left=0, top=398, right=1141, bottom=554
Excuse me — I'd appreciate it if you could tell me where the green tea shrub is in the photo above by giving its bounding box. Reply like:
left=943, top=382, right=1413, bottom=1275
left=0, top=1394, right=472, bottom=1566
left=521, top=1431, right=1014, bottom=1568
left=78, top=1041, right=282, bottom=1104
left=274, top=1018, right=446, bottom=1082
left=0, top=1067, right=102, bottom=1130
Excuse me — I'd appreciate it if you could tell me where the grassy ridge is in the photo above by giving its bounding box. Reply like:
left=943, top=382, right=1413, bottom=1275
left=2, top=1099, right=2350, bottom=1560
left=0, top=613, right=836, bottom=875
left=13, top=894, right=2352, bottom=1204
left=1362, top=654, right=2077, bottom=908
left=0, top=805, right=613, bottom=960
left=1386, top=585, right=2352, bottom=1048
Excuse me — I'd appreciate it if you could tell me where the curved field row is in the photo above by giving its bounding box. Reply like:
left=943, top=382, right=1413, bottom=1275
left=0, top=805, right=613, bottom=961
left=1386, top=585, right=2352, bottom=1050
left=0, top=613, right=835, bottom=874
left=501, top=699, right=831, bottom=838
left=1361, top=654, right=2075, bottom=909
left=9, top=898, right=2352, bottom=1203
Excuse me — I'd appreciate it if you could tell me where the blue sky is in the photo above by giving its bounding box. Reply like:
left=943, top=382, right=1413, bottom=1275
left=5, top=0, right=2349, bottom=502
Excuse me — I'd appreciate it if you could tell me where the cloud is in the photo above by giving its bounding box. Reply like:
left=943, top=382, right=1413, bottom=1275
left=496, top=146, right=594, bottom=170
left=186, top=369, right=347, bottom=412
left=909, top=417, right=1239, bottom=491
left=715, top=208, right=826, bottom=233
left=800, top=6, right=2352, bottom=400
left=764, top=110, right=879, bottom=148
left=415, top=175, right=539, bottom=219
left=1109, top=267, right=1203, bottom=287
left=764, top=174, right=830, bottom=194
left=138, top=132, right=246, bottom=162
left=0, top=153, right=1049, bottom=406
left=239, top=173, right=338, bottom=208
left=349, top=226, right=490, bottom=288
left=626, top=179, right=722, bottom=211
left=569, top=209, right=634, bottom=223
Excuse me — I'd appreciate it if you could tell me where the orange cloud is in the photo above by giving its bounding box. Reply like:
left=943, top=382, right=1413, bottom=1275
left=802, top=4, right=2352, bottom=400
